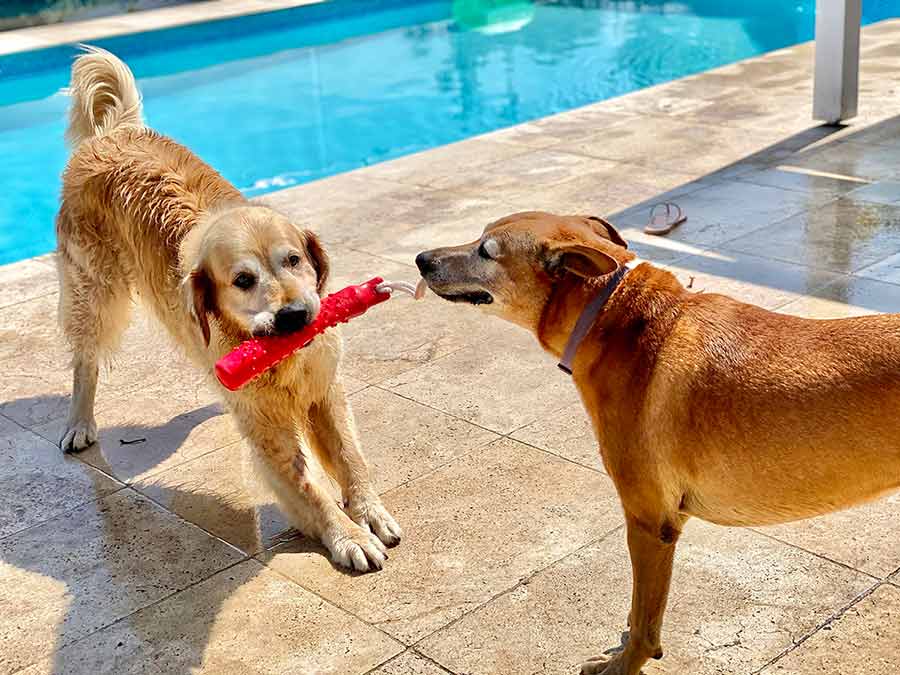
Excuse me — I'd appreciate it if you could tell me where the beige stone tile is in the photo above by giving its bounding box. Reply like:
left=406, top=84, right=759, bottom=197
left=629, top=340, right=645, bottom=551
left=461, top=156, right=699, bottom=228
left=0, top=489, right=243, bottom=672
left=382, top=329, right=580, bottom=435
left=737, top=167, right=867, bottom=199
left=326, top=248, right=512, bottom=383
left=0, top=291, right=63, bottom=363
left=133, top=441, right=289, bottom=557
left=432, top=150, right=617, bottom=195
left=844, top=180, right=900, bottom=205
left=255, top=173, right=408, bottom=235
left=856, top=251, right=900, bottom=284
left=510, top=405, right=602, bottom=471
left=0, top=299, right=188, bottom=429
left=0, top=256, right=57, bottom=310
left=33, top=380, right=240, bottom=484
left=0, top=33, right=51, bottom=55
left=482, top=108, right=636, bottom=149
left=418, top=521, right=875, bottom=675
left=352, top=386, right=499, bottom=494
left=555, top=117, right=795, bottom=177
left=0, top=415, right=121, bottom=539
left=260, top=177, right=518, bottom=262
left=354, top=136, right=533, bottom=187
left=263, top=438, right=623, bottom=644
left=21, top=560, right=401, bottom=675
left=776, top=276, right=900, bottom=318
left=369, top=651, right=449, bottom=675
left=662, top=250, right=841, bottom=310
left=608, top=180, right=820, bottom=250
left=723, top=198, right=900, bottom=274
left=760, top=584, right=900, bottom=675
left=788, top=141, right=900, bottom=183
left=759, top=492, right=900, bottom=579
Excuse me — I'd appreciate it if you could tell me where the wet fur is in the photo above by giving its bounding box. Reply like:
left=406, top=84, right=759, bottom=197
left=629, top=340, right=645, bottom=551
left=417, top=211, right=900, bottom=673
left=56, top=47, right=400, bottom=572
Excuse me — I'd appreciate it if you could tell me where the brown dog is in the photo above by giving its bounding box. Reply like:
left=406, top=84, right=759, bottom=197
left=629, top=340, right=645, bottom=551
left=416, top=211, right=900, bottom=674
left=56, top=47, right=400, bottom=572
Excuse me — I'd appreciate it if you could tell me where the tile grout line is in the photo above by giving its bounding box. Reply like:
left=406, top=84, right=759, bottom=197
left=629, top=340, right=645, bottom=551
left=751, top=580, right=885, bottom=674
left=749, top=528, right=882, bottom=582
left=409, top=524, right=626, bottom=654
left=7, top=557, right=253, bottom=675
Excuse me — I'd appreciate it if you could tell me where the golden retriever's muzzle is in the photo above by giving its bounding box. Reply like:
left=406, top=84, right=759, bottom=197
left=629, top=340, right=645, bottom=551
left=415, top=248, right=493, bottom=305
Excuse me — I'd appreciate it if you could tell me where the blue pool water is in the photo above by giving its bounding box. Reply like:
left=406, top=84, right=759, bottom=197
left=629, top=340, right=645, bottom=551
left=1, top=0, right=899, bottom=265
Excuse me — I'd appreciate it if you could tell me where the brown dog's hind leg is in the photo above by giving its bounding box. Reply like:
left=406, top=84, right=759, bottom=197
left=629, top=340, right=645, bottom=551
left=307, top=383, right=402, bottom=547
left=56, top=235, right=132, bottom=452
left=582, top=512, right=683, bottom=675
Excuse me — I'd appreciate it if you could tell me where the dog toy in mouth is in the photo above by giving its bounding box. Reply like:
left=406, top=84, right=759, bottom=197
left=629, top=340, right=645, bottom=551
left=215, top=277, right=425, bottom=391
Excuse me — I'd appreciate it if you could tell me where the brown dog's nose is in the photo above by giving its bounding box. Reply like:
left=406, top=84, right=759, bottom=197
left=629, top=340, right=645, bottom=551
left=415, top=251, right=437, bottom=274
left=274, top=305, right=309, bottom=334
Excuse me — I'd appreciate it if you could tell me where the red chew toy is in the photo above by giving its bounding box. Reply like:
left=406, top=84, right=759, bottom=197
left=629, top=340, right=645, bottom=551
left=215, top=277, right=390, bottom=391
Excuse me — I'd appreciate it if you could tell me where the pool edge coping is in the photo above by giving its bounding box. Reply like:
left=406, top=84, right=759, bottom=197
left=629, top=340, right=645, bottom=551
left=0, top=0, right=326, bottom=55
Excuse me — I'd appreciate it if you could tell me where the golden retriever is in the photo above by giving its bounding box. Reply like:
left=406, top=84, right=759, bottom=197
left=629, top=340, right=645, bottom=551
left=416, top=211, right=900, bottom=673
left=56, top=46, right=400, bottom=572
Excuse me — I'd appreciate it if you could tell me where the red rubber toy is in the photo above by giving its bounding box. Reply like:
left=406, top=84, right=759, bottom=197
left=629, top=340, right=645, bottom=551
left=215, top=277, right=391, bottom=391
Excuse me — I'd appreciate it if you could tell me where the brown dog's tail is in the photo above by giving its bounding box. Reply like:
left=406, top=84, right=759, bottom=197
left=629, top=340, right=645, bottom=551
left=65, top=45, right=143, bottom=147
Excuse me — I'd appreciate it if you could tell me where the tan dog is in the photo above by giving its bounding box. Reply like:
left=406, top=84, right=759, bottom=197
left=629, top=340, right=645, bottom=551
left=56, top=47, right=400, bottom=572
left=416, top=211, right=900, bottom=674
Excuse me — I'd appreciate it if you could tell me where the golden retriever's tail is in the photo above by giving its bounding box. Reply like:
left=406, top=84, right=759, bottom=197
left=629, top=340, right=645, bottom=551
left=65, top=45, right=143, bottom=147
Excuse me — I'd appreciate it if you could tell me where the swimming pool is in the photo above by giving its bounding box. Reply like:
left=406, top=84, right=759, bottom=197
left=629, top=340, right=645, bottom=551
left=1, top=0, right=898, bottom=265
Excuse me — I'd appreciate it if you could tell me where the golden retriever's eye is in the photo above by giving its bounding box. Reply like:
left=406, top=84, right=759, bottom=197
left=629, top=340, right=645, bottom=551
left=288, top=254, right=301, bottom=267
left=233, top=272, right=256, bottom=290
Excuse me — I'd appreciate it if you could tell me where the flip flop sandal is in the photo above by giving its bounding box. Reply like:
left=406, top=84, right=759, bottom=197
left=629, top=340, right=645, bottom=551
left=644, top=202, right=686, bottom=236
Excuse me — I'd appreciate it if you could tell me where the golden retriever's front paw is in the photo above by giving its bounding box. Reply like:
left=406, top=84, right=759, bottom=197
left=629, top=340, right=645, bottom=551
left=59, top=418, right=98, bottom=453
left=347, top=495, right=403, bottom=547
left=580, top=654, right=626, bottom=675
left=324, top=522, right=388, bottom=573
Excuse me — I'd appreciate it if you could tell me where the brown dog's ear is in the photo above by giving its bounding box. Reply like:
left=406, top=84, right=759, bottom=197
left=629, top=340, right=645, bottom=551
left=584, top=216, right=628, bottom=249
left=184, top=267, right=212, bottom=347
left=303, top=229, right=330, bottom=295
left=545, top=243, right=619, bottom=279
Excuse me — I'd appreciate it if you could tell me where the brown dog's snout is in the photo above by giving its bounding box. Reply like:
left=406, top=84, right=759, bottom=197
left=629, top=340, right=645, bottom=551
left=274, top=304, right=310, bottom=334
left=415, top=250, right=438, bottom=275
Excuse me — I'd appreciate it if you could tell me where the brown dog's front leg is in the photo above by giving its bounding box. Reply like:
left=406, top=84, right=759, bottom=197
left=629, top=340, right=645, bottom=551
left=582, top=512, right=682, bottom=675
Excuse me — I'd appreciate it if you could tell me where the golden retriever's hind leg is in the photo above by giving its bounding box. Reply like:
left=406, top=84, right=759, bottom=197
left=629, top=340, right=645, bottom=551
left=56, top=245, right=132, bottom=452
left=308, top=384, right=402, bottom=547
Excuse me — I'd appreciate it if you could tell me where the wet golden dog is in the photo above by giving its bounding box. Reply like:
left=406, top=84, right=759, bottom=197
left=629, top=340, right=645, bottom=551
left=416, top=211, right=900, bottom=673
left=56, top=47, right=400, bottom=572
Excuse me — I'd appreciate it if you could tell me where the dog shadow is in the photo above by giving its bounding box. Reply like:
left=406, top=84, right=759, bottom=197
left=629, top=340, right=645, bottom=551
left=1, top=394, right=354, bottom=672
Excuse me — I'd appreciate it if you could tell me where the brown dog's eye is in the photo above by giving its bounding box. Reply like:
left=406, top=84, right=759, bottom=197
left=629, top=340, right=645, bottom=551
left=288, top=254, right=301, bottom=267
left=233, top=272, right=256, bottom=290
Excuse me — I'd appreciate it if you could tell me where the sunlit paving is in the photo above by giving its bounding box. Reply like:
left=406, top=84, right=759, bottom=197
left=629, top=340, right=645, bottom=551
left=1, top=1, right=900, bottom=674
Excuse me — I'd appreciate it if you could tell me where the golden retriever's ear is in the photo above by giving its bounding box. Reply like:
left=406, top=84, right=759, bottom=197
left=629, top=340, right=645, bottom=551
left=545, top=242, right=619, bottom=279
left=183, top=267, right=212, bottom=347
left=583, top=216, right=628, bottom=249
left=303, top=230, right=330, bottom=295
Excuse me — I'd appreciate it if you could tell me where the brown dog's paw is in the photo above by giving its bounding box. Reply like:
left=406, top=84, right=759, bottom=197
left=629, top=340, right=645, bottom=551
left=347, top=495, right=403, bottom=547
left=580, top=654, right=627, bottom=675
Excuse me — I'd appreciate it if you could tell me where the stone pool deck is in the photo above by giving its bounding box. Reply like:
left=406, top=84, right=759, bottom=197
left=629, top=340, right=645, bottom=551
left=3, top=17, right=900, bottom=675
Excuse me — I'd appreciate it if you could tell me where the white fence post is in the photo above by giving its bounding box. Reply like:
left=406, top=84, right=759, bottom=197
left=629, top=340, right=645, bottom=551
left=813, top=0, right=862, bottom=123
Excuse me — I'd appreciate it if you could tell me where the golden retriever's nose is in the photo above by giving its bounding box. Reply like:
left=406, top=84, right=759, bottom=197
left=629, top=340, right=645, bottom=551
left=415, top=251, right=437, bottom=274
left=274, top=305, right=310, bottom=334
